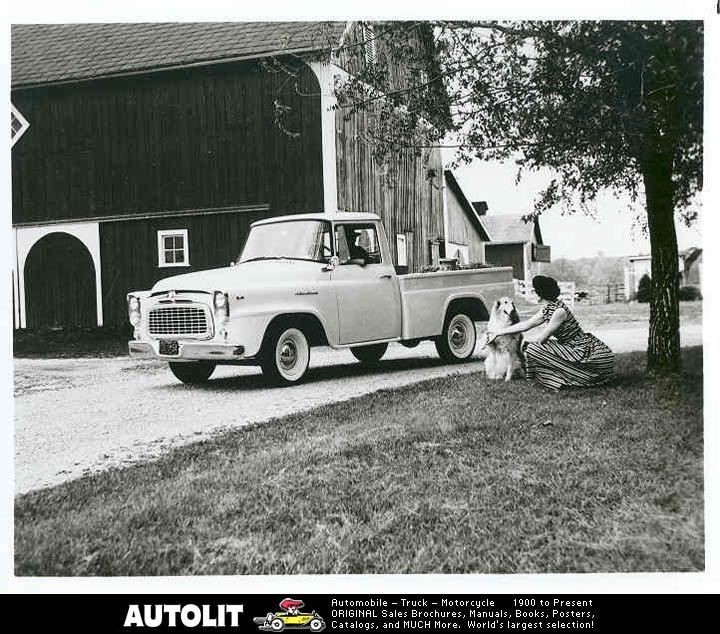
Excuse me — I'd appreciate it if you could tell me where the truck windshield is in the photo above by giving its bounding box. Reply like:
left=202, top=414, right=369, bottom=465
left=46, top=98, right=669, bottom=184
left=239, top=220, right=332, bottom=264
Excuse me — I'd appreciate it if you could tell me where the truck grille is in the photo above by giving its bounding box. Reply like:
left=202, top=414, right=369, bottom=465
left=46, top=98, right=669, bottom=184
left=148, top=306, right=210, bottom=336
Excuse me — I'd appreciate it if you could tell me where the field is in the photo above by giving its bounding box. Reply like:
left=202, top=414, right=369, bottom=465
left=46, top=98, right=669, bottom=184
left=15, top=346, right=704, bottom=575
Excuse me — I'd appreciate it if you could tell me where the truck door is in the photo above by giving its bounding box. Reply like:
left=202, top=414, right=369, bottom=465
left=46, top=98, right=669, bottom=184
left=332, top=222, right=402, bottom=344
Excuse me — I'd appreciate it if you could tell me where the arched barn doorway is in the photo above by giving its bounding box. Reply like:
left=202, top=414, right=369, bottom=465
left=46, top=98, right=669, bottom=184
left=24, top=232, right=96, bottom=328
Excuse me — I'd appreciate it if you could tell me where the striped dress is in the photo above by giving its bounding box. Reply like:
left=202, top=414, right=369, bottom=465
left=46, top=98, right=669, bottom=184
left=524, top=300, right=615, bottom=391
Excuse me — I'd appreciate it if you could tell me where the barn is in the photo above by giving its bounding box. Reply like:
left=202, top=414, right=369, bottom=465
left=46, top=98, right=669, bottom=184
left=11, top=22, right=445, bottom=329
left=482, top=213, right=551, bottom=282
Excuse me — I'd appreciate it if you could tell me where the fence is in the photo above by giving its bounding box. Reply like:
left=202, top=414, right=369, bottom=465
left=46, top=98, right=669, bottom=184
left=515, top=280, right=627, bottom=309
left=584, top=283, right=626, bottom=305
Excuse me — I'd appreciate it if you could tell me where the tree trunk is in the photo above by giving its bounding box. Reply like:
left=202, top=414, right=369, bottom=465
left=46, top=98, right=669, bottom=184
left=643, top=152, right=680, bottom=372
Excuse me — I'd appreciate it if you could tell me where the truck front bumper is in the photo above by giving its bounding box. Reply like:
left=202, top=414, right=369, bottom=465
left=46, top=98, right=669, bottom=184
left=128, top=340, right=248, bottom=361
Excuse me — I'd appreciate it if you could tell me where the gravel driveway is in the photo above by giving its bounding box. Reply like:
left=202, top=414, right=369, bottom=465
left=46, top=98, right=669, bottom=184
left=14, top=323, right=702, bottom=494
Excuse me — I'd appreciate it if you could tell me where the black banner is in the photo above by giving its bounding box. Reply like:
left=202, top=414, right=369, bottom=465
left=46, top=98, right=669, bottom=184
left=3, top=594, right=714, bottom=632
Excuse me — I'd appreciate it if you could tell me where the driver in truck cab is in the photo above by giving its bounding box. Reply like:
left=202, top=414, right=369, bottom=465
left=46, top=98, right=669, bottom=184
left=348, top=228, right=369, bottom=261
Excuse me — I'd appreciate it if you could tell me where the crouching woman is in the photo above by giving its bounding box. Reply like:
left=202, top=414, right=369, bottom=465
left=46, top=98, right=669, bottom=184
left=487, top=276, right=615, bottom=391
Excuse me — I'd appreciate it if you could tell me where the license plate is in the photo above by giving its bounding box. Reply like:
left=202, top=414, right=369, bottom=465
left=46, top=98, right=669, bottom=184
left=159, top=340, right=179, bottom=356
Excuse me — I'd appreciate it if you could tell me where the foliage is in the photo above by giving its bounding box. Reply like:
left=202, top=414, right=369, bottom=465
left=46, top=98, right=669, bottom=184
left=335, top=20, right=703, bottom=223
left=539, top=255, right=625, bottom=287
left=637, top=274, right=653, bottom=303
left=678, top=285, right=702, bottom=302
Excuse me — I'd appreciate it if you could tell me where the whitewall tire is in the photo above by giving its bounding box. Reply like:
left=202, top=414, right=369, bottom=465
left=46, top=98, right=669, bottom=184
left=435, top=312, right=477, bottom=363
left=261, top=326, right=311, bottom=386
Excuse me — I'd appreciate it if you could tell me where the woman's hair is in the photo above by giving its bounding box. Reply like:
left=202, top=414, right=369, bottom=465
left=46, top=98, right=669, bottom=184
left=532, top=275, right=561, bottom=301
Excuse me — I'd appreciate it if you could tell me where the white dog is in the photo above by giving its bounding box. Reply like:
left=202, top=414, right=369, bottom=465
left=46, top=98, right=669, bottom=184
left=483, top=297, right=524, bottom=381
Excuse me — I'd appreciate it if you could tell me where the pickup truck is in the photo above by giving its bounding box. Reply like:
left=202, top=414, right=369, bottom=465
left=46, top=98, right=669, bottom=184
left=127, top=212, right=514, bottom=386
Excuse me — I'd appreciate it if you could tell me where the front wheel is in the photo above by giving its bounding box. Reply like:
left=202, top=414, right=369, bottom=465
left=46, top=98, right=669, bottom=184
left=168, top=361, right=216, bottom=384
left=261, top=326, right=311, bottom=386
left=350, top=342, right=388, bottom=365
left=435, top=311, right=477, bottom=363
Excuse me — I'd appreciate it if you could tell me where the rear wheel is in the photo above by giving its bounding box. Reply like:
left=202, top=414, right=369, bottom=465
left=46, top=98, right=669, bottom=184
left=350, top=342, right=388, bottom=365
left=261, top=325, right=311, bottom=386
left=168, top=361, right=216, bottom=384
left=435, top=311, right=477, bottom=363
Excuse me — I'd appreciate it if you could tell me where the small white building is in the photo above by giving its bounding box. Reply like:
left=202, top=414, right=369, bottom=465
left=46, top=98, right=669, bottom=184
left=624, top=248, right=702, bottom=300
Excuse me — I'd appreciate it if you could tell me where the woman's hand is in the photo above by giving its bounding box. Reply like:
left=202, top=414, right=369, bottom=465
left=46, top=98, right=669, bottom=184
left=484, top=330, right=498, bottom=345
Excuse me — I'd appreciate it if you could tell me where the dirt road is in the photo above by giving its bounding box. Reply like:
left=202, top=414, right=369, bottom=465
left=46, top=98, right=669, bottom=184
left=14, top=323, right=702, bottom=494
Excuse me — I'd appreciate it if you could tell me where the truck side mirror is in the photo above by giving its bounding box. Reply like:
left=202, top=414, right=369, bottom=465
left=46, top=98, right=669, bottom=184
left=323, top=255, right=340, bottom=272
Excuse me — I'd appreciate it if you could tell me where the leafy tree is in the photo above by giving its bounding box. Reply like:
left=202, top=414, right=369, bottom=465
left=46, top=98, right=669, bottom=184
left=334, top=21, right=702, bottom=371
left=637, top=274, right=653, bottom=303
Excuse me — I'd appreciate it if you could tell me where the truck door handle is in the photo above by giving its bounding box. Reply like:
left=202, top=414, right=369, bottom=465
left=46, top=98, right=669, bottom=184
left=379, top=274, right=392, bottom=279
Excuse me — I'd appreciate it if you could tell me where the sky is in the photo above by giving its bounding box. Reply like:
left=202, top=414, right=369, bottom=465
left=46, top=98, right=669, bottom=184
left=450, top=157, right=703, bottom=261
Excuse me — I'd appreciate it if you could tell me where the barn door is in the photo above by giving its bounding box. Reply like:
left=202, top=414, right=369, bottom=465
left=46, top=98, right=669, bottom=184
left=24, top=232, right=96, bottom=328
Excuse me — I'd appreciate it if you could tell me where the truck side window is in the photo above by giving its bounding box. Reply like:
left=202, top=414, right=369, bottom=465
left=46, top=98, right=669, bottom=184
left=335, top=224, right=382, bottom=264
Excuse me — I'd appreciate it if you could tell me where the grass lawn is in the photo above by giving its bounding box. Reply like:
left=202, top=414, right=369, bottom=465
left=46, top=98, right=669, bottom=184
left=15, top=346, right=703, bottom=576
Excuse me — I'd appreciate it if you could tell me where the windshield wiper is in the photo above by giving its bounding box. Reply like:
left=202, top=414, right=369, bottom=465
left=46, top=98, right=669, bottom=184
left=240, top=256, right=327, bottom=264
left=240, top=256, right=289, bottom=263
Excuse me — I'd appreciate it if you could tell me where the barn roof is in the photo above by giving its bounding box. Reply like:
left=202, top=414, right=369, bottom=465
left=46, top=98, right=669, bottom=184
left=11, top=22, right=348, bottom=88
left=481, top=213, right=543, bottom=245
left=680, top=246, right=702, bottom=264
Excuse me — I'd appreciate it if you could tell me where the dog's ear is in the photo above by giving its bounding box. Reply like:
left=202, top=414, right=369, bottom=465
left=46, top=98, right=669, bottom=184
left=509, top=308, right=520, bottom=324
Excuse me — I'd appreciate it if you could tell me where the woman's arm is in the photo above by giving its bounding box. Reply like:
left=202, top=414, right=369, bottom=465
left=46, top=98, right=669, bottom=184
left=531, top=307, right=567, bottom=344
left=491, top=308, right=545, bottom=337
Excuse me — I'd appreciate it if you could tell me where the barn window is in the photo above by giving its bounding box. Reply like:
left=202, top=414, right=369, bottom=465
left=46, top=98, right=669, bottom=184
left=362, top=24, right=377, bottom=66
left=157, top=229, right=190, bottom=267
left=11, top=104, right=29, bottom=148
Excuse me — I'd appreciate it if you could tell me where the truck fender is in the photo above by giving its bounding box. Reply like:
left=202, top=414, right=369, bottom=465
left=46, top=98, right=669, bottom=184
left=440, top=294, right=490, bottom=329
left=259, top=311, right=331, bottom=353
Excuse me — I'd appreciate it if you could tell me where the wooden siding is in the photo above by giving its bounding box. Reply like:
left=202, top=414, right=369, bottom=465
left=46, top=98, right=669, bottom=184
left=24, top=232, right=96, bottom=327
left=335, top=107, right=444, bottom=270
left=485, top=243, right=525, bottom=280
left=333, top=22, right=448, bottom=125
left=100, top=208, right=272, bottom=326
left=445, top=184, right=485, bottom=263
left=12, top=59, right=323, bottom=225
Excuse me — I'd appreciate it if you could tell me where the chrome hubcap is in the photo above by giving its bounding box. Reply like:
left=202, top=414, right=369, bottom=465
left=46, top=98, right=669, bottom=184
left=450, top=323, right=467, bottom=349
left=279, top=341, right=297, bottom=369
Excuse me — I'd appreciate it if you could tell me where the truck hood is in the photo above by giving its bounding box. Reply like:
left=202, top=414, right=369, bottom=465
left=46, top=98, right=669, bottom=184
left=151, top=259, right=327, bottom=292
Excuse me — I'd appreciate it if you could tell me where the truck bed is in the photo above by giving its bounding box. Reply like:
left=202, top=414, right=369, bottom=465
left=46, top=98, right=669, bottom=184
left=397, top=266, right=515, bottom=340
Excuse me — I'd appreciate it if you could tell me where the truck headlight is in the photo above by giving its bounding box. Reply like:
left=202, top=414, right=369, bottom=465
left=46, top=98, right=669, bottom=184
left=213, top=291, right=229, bottom=320
left=127, top=295, right=141, bottom=327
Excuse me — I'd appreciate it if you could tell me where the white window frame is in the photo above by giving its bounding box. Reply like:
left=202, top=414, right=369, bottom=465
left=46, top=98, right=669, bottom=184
left=11, top=103, right=30, bottom=148
left=396, top=233, right=408, bottom=267
left=157, top=229, right=190, bottom=268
